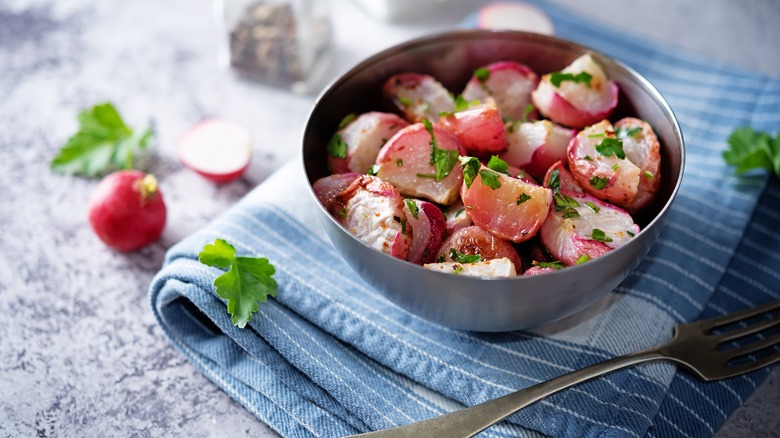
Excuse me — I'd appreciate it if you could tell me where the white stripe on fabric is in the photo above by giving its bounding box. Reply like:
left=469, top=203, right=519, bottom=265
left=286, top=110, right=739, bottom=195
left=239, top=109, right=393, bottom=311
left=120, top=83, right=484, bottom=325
left=667, top=393, right=715, bottom=434
left=679, top=375, right=728, bottom=420
left=654, top=411, right=694, bottom=438
left=741, top=237, right=780, bottom=263
left=666, top=222, right=732, bottom=254
left=633, top=272, right=707, bottom=310
left=643, top=257, right=715, bottom=292
left=655, top=239, right=728, bottom=271
left=614, top=287, right=686, bottom=322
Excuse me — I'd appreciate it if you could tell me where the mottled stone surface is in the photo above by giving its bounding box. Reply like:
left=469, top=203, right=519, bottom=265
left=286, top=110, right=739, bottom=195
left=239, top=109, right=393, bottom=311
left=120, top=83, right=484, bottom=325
left=0, top=0, right=777, bottom=437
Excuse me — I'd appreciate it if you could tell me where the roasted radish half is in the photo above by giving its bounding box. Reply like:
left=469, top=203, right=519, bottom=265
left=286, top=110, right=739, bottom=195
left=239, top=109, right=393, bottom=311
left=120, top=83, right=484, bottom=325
left=383, top=73, right=454, bottom=123
left=331, top=175, right=411, bottom=259
left=459, top=157, right=552, bottom=243
left=500, top=120, right=576, bottom=179
left=543, top=160, right=584, bottom=194
left=461, top=61, right=539, bottom=121
left=424, top=258, right=517, bottom=277
left=312, top=172, right=360, bottom=210
left=531, top=54, right=618, bottom=128
left=327, top=112, right=409, bottom=174
left=435, top=225, right=522, bottom=273
left=438, top=100, right=507, bottom=155
left=540, top=191, right=640, bottom=266
left=402, top=198, right=447, bottom=265
left=568, top=120, right=641, bottom=205
left=375, top=121, right=465, bottom=205
left=614, top=117, right=661, bottom=213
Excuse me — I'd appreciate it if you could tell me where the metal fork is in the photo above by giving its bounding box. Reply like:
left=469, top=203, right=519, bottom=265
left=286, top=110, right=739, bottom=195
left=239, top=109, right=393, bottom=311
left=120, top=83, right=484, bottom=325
left=350, top=299, right=780, bottom=438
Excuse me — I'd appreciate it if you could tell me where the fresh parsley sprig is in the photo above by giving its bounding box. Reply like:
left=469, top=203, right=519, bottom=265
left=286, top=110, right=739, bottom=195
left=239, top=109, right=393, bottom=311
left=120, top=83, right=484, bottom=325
left=198, top=238, right=278, bottom=328
left=50, top=102, right=153, bottom=177
left=723, top=127, right=780, bottom=178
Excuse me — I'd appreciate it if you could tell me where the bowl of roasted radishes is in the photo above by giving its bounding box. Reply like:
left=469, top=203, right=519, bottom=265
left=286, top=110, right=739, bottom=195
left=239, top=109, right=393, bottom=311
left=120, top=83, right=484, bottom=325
left=303, top=30, right=684, bottom=331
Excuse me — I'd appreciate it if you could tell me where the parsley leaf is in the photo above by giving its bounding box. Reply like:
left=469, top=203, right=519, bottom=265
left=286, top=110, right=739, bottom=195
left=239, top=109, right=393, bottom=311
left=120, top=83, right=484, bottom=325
left=522, top=104, right=534, bottom=122
left=50, top=102, right=153, bottom=177
left=459, top=156, right=480, bottom=188
left=327, top=133, right=348, bottom=158
left=723, top=127, right=780, bottom=178
left=533, top=260, right=565, bottom=270
left=423, top=119, right=458, bottom=181
left=474, top=67, right=490, bottom=83
left=405, top=199, right=419, bottom=219
left=550, top=71, right=592, bottom=88
left=547, top=168, right=561, bottom=192
left=576, top=254, right=591, bottom=264
left=199, top=239, right=278, bottom=329
left=590, top=228, right=613, bottom=243
left=516, top=193, right=531, bottom=205
left=487, top=155, right=510, bottom=174
left=595, top=137, right=626, bottom=159
left=616, top=126, right=642, bottom=139
left=449, top=248, right=482, bottom=264
left=589, top=176, right=609, bottom=190
left=338, top=113, right=357, bottom=129
left=479, top=169, right=502, bottom=190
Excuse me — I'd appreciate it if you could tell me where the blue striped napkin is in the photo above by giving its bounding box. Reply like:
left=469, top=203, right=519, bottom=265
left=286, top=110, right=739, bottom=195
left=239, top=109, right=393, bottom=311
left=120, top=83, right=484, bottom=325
left=149, top=2, right=780, bottom=436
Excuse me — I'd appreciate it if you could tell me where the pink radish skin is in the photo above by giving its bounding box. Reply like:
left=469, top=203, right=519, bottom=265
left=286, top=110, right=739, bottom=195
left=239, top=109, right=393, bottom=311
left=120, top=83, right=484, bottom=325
left=461, top=61, right=540, bottom=121
left=328, top=112, right=409, bottom=174
left=403, top=199, right=447, bottom=265
left=312, top=173, right=360, bottom=210
left=436, top=226, right=522, bottom=273
left=500, top=120, right=576, bottom=179
left=375, top=123, right=466, bottom=205
left=568, top=120, right=641, bottom=205
left=438, top=101, right=507, bottom=154
left=523, top=266, right=558, bottom=276
left=543, top=160, right=584, bottom=194
left=460, top=165, right=552, bottom=243
left=88, top=170, right=166, bottom=252
left=331, top=175, right=411, bottom=259
left=614, top=117, right=662, bottom=213
left=383, top=73, right=454, bottom=123
left=178, top=118, right=252, bottom=183
left=540, top=191, right=640, bottom=266
left=531, top=54, right=618, bottom=129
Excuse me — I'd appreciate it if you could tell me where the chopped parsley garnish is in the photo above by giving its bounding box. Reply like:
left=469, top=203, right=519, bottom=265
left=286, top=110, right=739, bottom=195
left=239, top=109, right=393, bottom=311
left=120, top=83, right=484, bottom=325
left=584, top=201, right=600, bottom=213
left=453, top=265, right=464, bottom=274
left=487, top=155, right=510, bottom=174
left=507, top=120, right=522, bottom=133
left=588, top=133, right=606, bottom=139
left=612, top=163, right=620, bottom=171
left=550, top=71, right=592, bottom=88
left=455, top=208, right=465, bottom=217
left=474, top=67, right=490, bottom=83
left=616, top=126, right=643, bottom=139
left=422, top=119, right=459, bottom=181
left=547, top=168, right=560, bottom=192
left=479, top=169, right=502, bottom=190
left=338, top=113, right=357, bottom=129
left=337, top=206, right=347, bottom=218
left=437, top=253, right=445, bottom=263
left=398, top=96, right=412, bottom=107
left=584, top=155, right=594, bottom=161
left=198, top=239, right=278, bottom=329
left=459, top=156, right=480, bottom=188
left=449, top=248, right=482, bottom=264
left=576, top=254, right=591, bottom=264
left=533, top=260, right=565, bottom=270
left=367, top=164, right=379, bottom=176
left=453, top=94, right=479, bottom=112
left=595, top=137, right=626, bottom=159
left=644, top=170, right=654, bottom=179
left=516, top=193, right=531, bottom=205
left=554, top=192, right=579, bottom=211
left=405, top=199, right=419, bottom=219
left=401, top=218, right=407, bottom=234
left=626, top=230, right=635, bottom=237
left=561, top=207, right=580, bottom=218
left=396, top=158, right=404, bottom=167
left=522, top=104, right=535, bottom=122
left=589, top=176, right=609, bottom=190
left=590, top=228, right=613, bottom=243
left=327, top=133, right=347, bottom=158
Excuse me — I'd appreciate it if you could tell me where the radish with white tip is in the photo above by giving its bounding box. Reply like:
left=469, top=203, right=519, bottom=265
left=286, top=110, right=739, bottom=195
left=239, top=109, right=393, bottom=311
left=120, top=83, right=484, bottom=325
left=178, top=118, right=252, bottom=183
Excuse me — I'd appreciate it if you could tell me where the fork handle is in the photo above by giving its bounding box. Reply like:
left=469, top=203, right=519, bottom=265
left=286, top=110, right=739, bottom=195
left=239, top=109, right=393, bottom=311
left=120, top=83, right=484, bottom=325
left=349, top=348, right=666, bottom=438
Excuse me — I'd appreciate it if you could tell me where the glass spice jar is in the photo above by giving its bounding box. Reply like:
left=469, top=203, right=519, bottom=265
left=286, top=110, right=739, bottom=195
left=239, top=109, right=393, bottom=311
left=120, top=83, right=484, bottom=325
left=214, top=0, right=333, bottom=93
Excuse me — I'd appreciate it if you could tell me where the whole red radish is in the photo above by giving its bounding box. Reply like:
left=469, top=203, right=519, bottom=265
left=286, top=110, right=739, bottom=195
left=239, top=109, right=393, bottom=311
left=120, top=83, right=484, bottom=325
left=88, top=170, right=166, bottom=251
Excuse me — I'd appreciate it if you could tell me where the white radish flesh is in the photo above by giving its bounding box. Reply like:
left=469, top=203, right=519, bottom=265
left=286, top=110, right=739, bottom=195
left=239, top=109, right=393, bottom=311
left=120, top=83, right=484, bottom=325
left=178, top=118, right=252, bottom=183
left=540, top=191, right=640, bottom=266
left=331, top=175, right=411, bottom=260
left=614, top=117, right=662, bottom=213
left=328, top=112, right=409, bottom=174
left=461, top=61, right=539, bottom=121
left=383, top=73, right=454, bottom=123
left=531, top=54, right=618, bottom=128
left=424, top=258, right=517, bottom=277
left=500, top=120, right=575, bottom=179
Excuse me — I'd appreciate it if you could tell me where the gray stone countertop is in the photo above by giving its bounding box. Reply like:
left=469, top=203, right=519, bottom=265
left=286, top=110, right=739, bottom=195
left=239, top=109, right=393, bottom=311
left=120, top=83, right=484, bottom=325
left=1, top=0, right=777, bottom=436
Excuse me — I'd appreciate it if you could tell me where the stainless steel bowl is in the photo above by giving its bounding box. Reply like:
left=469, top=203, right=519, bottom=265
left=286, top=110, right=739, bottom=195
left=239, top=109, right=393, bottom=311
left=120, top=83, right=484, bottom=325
left=302, top=30, right=684, bottom=331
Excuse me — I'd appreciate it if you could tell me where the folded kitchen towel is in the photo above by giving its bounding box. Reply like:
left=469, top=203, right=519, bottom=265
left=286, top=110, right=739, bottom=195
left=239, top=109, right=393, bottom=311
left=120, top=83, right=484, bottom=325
left=149, top=2, right=780, bottom=437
